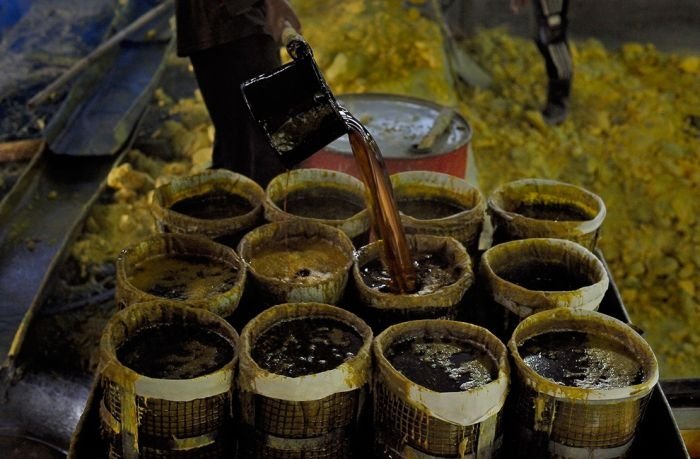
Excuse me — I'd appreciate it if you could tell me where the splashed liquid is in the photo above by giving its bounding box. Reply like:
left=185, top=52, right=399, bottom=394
left=361, top=253, right=460, bottom=295
left=342, top=109, right=416, bottom=293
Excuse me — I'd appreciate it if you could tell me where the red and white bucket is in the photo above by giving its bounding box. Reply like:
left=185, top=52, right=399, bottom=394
left=302, top=93, right=472, bottom=179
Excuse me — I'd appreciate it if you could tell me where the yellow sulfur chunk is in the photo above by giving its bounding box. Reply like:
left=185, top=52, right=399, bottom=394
left=679, top=280, right=696, bottom=298
left=679, top=56, right=700, bottom=74
left=106, top=163, right=154, bottom=195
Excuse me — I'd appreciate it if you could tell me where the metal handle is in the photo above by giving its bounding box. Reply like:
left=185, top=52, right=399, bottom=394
left=413, top=107, right=455, bottom=153
left=281, top=21, right=303, bottom=47
left=282, top=21, right=310, bottom=60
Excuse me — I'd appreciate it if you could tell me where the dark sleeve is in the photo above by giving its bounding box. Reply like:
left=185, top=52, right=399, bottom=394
left=220, top=0, right=261, bottom=16
left=175, top=0, right=266, bottom=57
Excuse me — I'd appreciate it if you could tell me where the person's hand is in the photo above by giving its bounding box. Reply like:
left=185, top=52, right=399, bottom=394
left=510, top=0, right=530, bottom=14
left=264, top=0, right=302, bottom=44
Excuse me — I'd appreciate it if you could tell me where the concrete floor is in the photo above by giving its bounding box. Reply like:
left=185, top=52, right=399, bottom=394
left=448, top=0, right=700, bottom=53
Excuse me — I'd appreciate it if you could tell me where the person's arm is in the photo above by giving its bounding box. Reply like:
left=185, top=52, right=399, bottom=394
left=510, top=0, right=531, bottom=14
left=264, top=0, right=302, bottom=43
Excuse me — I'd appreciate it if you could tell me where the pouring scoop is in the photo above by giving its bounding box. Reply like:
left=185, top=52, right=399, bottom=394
left=241, top=23, right=348, bottom=168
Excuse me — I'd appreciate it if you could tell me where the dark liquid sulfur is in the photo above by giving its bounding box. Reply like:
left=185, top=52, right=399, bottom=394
left=387, top=335, right=497, bottom=392
left=344, top=110, right=417, bottom=293
left=361, top=253, right=460, bottom=295
left=397, top=197, right=467, bottom=220
left=279, top=188, right=364, bottom=220
left=170, top=190, right=253, bottom=220
left=117, top=324, right=233, bottom=379
left=519, top=331, right=645, bottom=389
left=499, top=260, right=591, bottom=291
left=252, top=318, right=363, bottom=377
left=513, top=201, right=593, bottom=222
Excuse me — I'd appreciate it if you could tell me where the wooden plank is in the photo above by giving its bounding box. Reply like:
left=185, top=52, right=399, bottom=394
left=0, top=139, right=43, bottom=163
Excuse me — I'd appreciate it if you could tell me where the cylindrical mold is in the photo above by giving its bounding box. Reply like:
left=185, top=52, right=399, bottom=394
left=98, top=301, right=239, bottom=458
left=115, top=233, right=246, bottom=317
left=373, top=320, right=509, bottom=458
left=150, top=169, right=265, bottom=247
left=352, top=235, right=473, bottom=332
left=487, top=178, right=606, bottom=250
left=264, top=168, right=370, bottom=246
left=480, top=238, right=609, bottom=339
left=390, top=170, right=486, bottom=253
left=237, top=220, right=354, bottom=307
left=238, top=302, right=373, bottom=459
left=507, top=308, right=659, bottom=459
left=302, top=94, right=472, bottom=179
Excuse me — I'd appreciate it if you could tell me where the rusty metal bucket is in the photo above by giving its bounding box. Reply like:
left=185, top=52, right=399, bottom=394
left=302, top=93, right=473, bottom=179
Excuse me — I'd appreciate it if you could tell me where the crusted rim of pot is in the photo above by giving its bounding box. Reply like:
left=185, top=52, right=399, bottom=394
left=487, top=178, right=606, bottom=237
left=236, top=219, right=355, bottom=287
left=373, top=319, right=510, bottom=426
left=238, top=302, right=373, bottom=402
left=507, top=308, right=659, bottom=401
left=150, top=169, right=265, bottom=236
left=480, top=237, right=609, bottom=316
left=115, top=233, right=247, bottom=314
left=263, top=168, right=370, bottom=235
left=99, top=300, right=239, bottom=391
left=389, top=170, right=486, bottom=224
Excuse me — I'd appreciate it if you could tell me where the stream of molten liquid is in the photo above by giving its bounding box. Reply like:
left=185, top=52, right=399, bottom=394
left=341, top=109, right=417, bottom=293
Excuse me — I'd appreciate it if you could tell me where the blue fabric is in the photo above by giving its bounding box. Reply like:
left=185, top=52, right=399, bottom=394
left=0, top=0, right=116, bottom=80
left=0, top=0, right=117, bottom=140
left=0, top=0, right=173, bottom=154
left=0, top=0, right=31, bottom=38
left=46, top=38, right=173, bottom=156
left=44, top=1, right=173, bottom=156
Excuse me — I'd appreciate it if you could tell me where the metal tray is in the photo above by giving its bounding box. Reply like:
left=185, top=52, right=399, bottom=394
left=64, top=252, right=690, bottom=458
